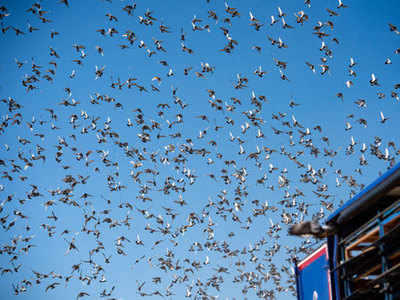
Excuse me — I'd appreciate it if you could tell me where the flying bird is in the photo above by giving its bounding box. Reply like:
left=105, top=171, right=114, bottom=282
left=288, top=218, right=334, bottom=238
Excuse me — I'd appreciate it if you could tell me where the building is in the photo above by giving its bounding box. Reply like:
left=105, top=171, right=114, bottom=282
left=295, top=163, right=400, bottom=300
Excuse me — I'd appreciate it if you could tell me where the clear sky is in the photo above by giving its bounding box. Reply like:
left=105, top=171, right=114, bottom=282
left=0, top=0, right=399, bottom=299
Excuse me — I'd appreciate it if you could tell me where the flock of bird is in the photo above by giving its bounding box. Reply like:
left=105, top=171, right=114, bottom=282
left=0, top=0, right=399, bottom=299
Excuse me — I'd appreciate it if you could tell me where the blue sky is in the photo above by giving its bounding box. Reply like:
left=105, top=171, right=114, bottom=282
left=0, top=0, right=399, bottom=299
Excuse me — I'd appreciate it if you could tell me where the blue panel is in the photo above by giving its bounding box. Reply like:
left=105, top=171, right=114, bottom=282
left=297, top=246, right=332, bottom=300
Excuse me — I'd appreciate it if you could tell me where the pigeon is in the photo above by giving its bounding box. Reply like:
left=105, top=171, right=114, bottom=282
left=288, top=218, right=334, bottom=238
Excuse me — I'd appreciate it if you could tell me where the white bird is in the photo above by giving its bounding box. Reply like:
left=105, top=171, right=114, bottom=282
left=320, top=41, right=327, bottom=51
left=337, top=0, right=348, bottom=8
left=379, top=111, right=389, bottom=123
left=229, top=131, right=235, bottom=142
left=361, top=143, right=368, bottom=153
left=292, top=114, right=302, bottom=128
left=249, top=11, right=258, bottom=22
left=281, top=17, right=293, bottom=29
left=254, top=65, right=267, bottom=77
left=136, top=234, right=144, bottom=245
left=384, top=148, right=390, bottom=160
left=360, top=154, right=367, bottom=165
left=277, top=6, right=285, bottom=17
left=369, top=73, right=379, bottom=86
left=278, top=37, right=287, bottom=48
left=69, top=69, right=76, bottom=79
left=350, top=136, right=356, bottom=146
left=185, top=287, right=192, bottom=297
left=270, top=15, right=278, bottom=25
left=238, top=145, right=245, bottom=155
left=349, top=57, right=356, bottom=67
left=313, top=290, right=319, bottom=300
left=256, top=128, right=264, bottom=138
